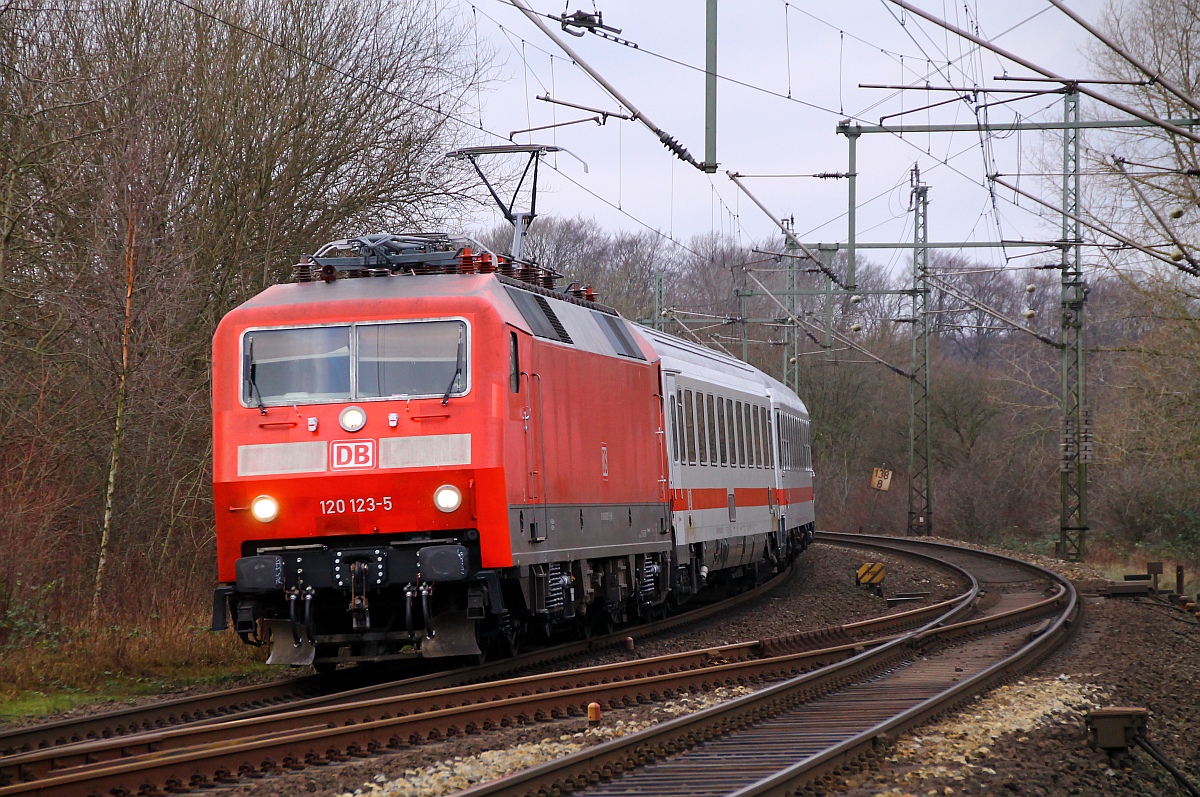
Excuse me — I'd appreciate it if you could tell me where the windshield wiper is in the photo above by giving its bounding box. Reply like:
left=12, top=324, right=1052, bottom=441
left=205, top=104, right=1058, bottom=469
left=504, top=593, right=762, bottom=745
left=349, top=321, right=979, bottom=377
left=441, top=326, right=465, bottom=406
left=246, top=337, right=267, bottom=415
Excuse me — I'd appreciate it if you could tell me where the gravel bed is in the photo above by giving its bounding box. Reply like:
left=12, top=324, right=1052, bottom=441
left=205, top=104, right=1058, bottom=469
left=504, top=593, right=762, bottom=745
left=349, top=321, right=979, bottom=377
left=179, top=543, right=962, bottom=797
left=582, top=543, right=967, bottom=666
left=17, top=541, right=1194, bottom=797
left=209, top=542, right=1198, bottom=797
left=836, top=592, right=1200, bottom=797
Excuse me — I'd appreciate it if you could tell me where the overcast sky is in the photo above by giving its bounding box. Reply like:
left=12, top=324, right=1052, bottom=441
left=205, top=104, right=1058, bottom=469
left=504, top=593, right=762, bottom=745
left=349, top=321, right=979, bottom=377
left=452, top=0, right=1116, bottom=275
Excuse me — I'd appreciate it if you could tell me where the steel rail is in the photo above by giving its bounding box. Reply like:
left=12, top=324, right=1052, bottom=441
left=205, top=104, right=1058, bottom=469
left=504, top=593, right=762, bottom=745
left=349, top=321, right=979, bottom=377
left=439, top=535, right=1074, bottom=797
left=0, top=548, right=976, bottom=796
left=723, top=532, right=1081, bottom=797
left=0, top=559, right=799, bottom=757
left=1, top=587, right=961, bottom=786
left=0, top=601, right=968, bottom=792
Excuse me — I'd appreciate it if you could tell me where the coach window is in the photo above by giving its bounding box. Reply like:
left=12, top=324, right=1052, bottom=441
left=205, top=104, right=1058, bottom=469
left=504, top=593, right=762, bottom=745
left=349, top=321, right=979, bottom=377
left=790, top=416, right=796, bottom=470
left=684, top=389, right=697, bottom=465
left=669, top=393, right=680, bottom=464
left=804, top=419, right=812, bottom=470
left=779, top=412, right=789, bottom=470
left=740, top=402, right=750, bottom=467
left=702, top=394, right=714, bottom=465
left=782, top=412, right=792, bottom=470
left=788, top=416, right=796, bottom=470
left=726, top=398, right=736, bottom=467
left=244, top=325, right=351, bottom=405
left=763, top=407, right=772, bottom=468
left=744, top=406, right=753, bottom=467
left=766, top=408, right=774, bottom=468
left=766, top=411, right=775, bottom=468
left=758, top=406, right=768, bottom=468
left=796, top=418, right=803, bottom=469
left=741, top=402, right=749, bottom=466
left=746, top=404, right=757, bottom=467
left=731, top=400, right=740, bottom=467
left=789, top=416, right=796, bottom=470
left=777, top=412, right=785, bottom=470
left=695, top=393, right=707, bottom=464
left=753, top=405, right=763, bottom=468
left=677, top=389, right=687, bottom=464
left=717, top=397, right=728, bottom=466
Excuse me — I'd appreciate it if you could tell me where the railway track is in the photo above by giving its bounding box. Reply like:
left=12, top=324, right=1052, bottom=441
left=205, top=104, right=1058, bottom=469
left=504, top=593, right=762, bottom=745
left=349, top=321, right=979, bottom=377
left=0, top=559, right=807, bottom=759
left=445, top=532, right=1079, bottom=797
left=0, top=535, right=1056, bottom=797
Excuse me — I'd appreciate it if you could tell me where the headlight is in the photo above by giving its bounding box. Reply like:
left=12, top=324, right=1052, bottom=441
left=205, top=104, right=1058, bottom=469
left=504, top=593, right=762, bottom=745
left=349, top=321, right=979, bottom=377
left=339, top=406, right=367, bottom=432
left=250, top=495, right=279, bottom=522
left=433, top=484, right=462, bottom=513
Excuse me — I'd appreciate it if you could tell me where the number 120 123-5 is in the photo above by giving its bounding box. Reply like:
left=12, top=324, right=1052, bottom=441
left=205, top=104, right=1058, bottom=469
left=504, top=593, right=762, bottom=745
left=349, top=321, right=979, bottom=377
left=319, top=497, right=392, bottom=514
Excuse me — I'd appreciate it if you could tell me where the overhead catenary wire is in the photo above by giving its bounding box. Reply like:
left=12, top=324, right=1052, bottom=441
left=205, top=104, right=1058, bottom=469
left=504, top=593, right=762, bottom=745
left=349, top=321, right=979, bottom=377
left=178, top=0, right=726, bottom=271
left=990, top=174, right=1200, bottom=277
left=485, top=0, right=1061, bottom=257
left=882, top=0, right=1200, bottom=146
left=1111, top=157, right=1200, bottom=272
left=741, top=269, right=912, bottom=378
left=1047, top=0, right=1200, bottom=117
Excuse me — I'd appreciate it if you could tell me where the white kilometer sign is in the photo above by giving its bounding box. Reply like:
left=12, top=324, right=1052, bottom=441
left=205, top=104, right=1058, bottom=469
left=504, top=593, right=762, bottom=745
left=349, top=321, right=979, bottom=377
left=870, top=468, right=893, bottom=492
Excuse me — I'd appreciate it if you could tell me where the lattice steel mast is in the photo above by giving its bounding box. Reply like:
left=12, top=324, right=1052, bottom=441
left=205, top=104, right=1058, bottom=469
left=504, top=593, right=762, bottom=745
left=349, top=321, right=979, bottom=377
left=908, top=172, right=932, bottom=537
left=1059, top=87, right=1090, bottom=561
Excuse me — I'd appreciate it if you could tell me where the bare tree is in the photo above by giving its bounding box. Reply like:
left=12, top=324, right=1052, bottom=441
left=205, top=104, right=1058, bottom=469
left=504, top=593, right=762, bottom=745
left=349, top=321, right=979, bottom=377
left=0, top=0, right=495, bottom=629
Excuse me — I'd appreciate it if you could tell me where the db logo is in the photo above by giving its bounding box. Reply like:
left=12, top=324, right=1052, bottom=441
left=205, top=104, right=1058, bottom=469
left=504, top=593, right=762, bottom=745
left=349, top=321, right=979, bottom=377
left=331, top=440, right=375, bottom=470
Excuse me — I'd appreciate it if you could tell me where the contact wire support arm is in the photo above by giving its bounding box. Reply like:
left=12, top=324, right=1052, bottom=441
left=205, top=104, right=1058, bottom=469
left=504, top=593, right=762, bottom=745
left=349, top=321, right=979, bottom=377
left=506, top=0, right=705, bottom=170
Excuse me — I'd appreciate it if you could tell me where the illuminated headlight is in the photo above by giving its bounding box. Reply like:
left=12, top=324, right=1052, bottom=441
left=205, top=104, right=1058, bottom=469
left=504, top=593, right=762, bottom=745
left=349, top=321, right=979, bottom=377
left=250, top=495, right=279, bottom=522
left=339, top=406, right=367, bottom=432
left=433, top=484, right=462, bottom=513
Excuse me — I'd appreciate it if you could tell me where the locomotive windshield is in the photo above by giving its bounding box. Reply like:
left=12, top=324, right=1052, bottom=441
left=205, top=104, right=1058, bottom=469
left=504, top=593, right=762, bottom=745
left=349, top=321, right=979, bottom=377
left=357, top=321, right=465, bottom=398
left=242, top=320, right=467, bottom=406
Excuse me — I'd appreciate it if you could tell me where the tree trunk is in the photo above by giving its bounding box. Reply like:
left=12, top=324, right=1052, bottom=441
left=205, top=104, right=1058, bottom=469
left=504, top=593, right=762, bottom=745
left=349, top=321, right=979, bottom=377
left=90, top=215, right=135, bottom=622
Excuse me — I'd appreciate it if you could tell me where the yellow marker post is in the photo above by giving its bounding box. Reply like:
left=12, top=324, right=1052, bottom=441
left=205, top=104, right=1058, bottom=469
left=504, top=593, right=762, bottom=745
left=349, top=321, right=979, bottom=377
left=856, top=562, right=886, bottom=585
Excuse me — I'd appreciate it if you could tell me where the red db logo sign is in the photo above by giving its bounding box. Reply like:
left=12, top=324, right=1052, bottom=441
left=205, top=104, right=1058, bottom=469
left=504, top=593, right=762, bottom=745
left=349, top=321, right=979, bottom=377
left=331, top=440, right=375, bottom=470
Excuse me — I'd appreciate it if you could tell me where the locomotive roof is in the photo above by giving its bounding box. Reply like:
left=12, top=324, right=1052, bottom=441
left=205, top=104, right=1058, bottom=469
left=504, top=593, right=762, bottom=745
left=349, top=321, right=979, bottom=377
left=220, top=272, right=657, bottom=364
left=231, top=272, right=508, bottom=310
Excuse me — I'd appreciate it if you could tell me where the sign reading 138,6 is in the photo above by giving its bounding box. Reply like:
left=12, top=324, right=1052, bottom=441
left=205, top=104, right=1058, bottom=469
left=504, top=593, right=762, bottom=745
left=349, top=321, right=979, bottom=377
left=870, top=468, right=893, bottom=492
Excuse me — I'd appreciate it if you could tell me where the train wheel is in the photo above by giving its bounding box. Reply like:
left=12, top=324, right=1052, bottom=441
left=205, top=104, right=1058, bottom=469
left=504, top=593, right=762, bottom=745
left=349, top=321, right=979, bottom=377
left=593, top=610, right=617, bottom=636
left=468, top=622, right=489, bottom=666
left=501, top=627, right=521, bottom=658
left=313, top=661, right=338, bottom=676
left=574, top=614, right=592, bottom=640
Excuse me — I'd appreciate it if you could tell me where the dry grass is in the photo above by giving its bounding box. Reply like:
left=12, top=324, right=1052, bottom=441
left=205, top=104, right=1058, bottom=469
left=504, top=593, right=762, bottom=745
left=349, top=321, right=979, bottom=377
left=0, top=610, right=269, bottom=721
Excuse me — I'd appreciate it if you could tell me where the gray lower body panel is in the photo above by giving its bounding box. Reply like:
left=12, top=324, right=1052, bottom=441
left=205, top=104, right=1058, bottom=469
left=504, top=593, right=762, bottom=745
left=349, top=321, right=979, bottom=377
left=508, top=502, right=672, bottom=565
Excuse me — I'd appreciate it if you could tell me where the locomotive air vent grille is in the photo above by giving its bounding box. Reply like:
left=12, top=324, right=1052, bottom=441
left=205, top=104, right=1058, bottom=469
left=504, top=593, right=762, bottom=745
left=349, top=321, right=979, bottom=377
left=505, top=287, right=574, bottom=345
left=533, top=295, right=573, bottom=343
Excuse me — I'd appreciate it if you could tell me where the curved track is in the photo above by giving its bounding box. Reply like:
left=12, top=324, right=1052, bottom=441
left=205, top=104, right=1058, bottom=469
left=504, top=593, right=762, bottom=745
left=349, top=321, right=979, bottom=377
left=445, top=533, right=1079, bottom=797
left=0, top=535, right=1068, bottom=797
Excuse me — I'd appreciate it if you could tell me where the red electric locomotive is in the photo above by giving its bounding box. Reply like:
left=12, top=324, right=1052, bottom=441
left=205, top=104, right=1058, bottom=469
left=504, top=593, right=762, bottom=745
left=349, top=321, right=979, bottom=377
left=210, top=233, right=815, bottom=669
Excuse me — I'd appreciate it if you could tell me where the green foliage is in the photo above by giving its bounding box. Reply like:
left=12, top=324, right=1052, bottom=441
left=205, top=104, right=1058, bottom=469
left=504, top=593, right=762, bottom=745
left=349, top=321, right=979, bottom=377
left=0, top=579, right=66, bottom=652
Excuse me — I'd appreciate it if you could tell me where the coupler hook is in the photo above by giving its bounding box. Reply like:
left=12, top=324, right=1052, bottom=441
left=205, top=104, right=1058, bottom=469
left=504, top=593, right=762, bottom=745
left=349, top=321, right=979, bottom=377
left=420, top=582, right=436, bottom=639
left=348, top=561, right=370, bottom=630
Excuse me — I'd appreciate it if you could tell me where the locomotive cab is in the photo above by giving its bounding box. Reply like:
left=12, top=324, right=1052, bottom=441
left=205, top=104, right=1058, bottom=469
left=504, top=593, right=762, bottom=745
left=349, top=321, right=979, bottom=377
left=211, top=272, right=516, bottom=666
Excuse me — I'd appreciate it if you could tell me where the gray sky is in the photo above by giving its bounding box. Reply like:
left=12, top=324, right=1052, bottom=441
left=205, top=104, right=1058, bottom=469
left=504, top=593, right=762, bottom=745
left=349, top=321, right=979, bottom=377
left=457, top=0, right=1108, bottom=274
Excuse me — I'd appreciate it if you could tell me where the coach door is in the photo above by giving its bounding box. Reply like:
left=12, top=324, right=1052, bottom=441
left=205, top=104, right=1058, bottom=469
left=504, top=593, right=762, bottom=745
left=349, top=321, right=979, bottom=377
left=662, top=371, right=682, bottom=491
